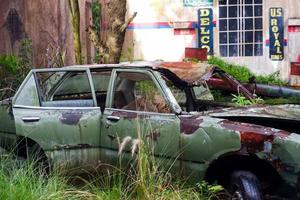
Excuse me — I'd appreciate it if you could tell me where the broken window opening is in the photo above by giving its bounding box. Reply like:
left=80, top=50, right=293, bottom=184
left=112, top=72, right=172, bottom=113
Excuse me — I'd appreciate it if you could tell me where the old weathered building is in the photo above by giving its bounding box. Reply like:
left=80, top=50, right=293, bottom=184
left=123, top=0, right=300, bottom=83
left=1, top=0, right=300, bottom=84
left=0, top=0, right=95, bottom=66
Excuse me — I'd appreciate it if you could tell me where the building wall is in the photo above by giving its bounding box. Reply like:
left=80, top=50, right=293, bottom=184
left=1, top=0, right=299, bottom=82
left=123, top=0, right=300, bottom=82
left=0, top=0, right=94, bottom=67
left=219, top=0, right=300, bottom=82
left=124, top=0, right=200, bottom=61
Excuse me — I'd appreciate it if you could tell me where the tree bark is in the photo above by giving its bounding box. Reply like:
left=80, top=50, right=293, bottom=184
left=87, top=0, right=137, bottom=64
left=68, top=0, right=82, bottom=64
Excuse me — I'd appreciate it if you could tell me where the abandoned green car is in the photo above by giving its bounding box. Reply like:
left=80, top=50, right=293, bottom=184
left=1, top=62, right=300, bottom=199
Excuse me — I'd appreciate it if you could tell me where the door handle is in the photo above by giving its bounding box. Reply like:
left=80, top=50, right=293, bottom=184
left=106, top=116, right=120, bottom=122
left=22, top=117, right=40, bottom=123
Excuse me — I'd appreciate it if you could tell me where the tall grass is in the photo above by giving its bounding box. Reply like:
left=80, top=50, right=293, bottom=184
left=0, top=122, right=222, bottom=200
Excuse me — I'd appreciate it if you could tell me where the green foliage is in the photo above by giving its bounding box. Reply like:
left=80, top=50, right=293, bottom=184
left=210, top=89, right=225, bottom=102
left=18, top=38, right=33, bottom=80
left=208, top=57, right=288, bottom=86
left=255, top=71, right=287, bottom=86
left=231, top=94, right=264, bottom=106
left=0, top=55, right=19, bottom=74
left=231, top=94, right=253, bottom=106
left=135, top=80, right=157, bottom=99
left=0, top=39, right=33, bottom=100
left=91, top=0, right=101, bottom=64
left=252, top=96, right=264, bottom=104
left=91, top=0, right=101, bottom=38
left=0, top=156, right=75, bottom=200
left=196, top=181, right=224, bottom=199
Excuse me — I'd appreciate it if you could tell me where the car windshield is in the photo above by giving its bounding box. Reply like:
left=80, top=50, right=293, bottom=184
left=163, top=75, right=214, bottom=112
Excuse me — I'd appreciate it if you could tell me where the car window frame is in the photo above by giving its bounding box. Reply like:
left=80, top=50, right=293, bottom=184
left=13, top=68, right=98, bottom=109
left=106, top=68, right=181, bottom=114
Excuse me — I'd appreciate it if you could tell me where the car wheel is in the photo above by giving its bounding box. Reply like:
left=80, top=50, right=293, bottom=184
left=230, top=171, right=263, bottom=200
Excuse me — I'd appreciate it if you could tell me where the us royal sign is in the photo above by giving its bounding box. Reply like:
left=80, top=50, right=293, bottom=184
left=269, top=8, right=284, bottom=61
left=198, top=8, right=213, bottom=55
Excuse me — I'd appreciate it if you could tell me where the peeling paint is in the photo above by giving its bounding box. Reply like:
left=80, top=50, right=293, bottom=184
left=220, top=120, right=290, bottom=153
left=157, top=62, right=214, bottom=84
left=179, top=115, right=203, bottom=135
left=60, top=112, right=82, bottom=125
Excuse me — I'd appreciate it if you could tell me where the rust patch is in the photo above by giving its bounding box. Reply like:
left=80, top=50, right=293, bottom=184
left=60, top=112, right=82, bottom=125
left=157, top=62, right=214, bottom=83
left=240, top=131, right=273, bottom=144
left=220, top=120, right=290, bottom=152
left=179, top=116, right=203, bottom=135
left=220, top=120, right=290, bottom=137
left=160, top=62, right=198, bottom=69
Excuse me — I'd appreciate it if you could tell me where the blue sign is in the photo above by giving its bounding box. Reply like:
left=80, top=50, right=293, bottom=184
left=269, top=8, right=284, bottom=61
left=183, top=0, right=213, bottom=7
left=198, top=8, right=214, bottom=55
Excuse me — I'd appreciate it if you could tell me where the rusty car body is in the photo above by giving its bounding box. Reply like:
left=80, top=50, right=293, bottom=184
left=1, top=61, right=300, bottom=199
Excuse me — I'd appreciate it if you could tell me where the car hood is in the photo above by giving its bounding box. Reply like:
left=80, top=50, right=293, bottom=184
left=205, top=104, right=300, bottom=134
left=207, top=104, right=300, bottom=121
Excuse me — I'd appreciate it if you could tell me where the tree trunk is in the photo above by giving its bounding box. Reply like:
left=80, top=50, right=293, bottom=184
left=87, top=0, right=136, bottom=64
left=68, top=0, right=82, bottom=64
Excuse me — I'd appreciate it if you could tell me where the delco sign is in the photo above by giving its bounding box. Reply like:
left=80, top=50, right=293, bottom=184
left=183, top=0, right=213, bottom=7
left=198, top=8, right=214, bottom=55
left=269, top=8, right=284, bottom=61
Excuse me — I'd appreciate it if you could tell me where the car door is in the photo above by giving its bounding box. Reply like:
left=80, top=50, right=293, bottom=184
left=12, top=68, right=102, bottom=169
left=100, top=68, right=182, bottom=169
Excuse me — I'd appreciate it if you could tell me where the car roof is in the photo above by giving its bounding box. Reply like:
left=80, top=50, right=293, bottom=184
left=34, top=61, right=215, bottom=85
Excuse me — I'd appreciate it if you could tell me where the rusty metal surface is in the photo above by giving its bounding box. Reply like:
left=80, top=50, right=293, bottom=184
left=208, top=104, right=300, bottom=121
left=211, top=69, right=255, bottom=100
left=157, top=62, right=214, bottom=84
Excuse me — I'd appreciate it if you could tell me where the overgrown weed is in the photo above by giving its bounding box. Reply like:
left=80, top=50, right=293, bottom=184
left=208, top=57, right=288, bottom=86
left=0, top=121, right=222, bottom=200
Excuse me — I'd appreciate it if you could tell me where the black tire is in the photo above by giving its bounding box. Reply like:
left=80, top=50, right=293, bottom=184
left=230, top=171, right=263, bottom=200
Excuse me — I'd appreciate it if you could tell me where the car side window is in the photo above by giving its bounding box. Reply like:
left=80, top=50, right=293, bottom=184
left=112, top=71, right=171, bottom=113
left=35, top=71, right=95, bottom=107
left=14, top=74, right=39, bottom=106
